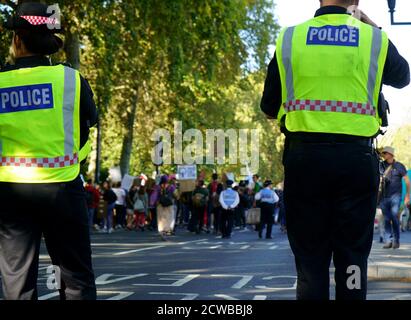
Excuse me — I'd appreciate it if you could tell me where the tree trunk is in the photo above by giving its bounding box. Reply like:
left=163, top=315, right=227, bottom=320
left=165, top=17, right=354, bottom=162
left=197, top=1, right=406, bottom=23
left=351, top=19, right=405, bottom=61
left=119, top=91, right=138, bottom=177
left=64, top=30, right=80, bottom=70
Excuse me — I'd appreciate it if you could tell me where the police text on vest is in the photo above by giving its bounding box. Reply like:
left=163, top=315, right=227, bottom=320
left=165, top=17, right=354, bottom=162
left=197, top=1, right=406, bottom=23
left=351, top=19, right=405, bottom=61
left=306, top=25, right=359, bottom=47
left=0, top=84, right=54, bottom=113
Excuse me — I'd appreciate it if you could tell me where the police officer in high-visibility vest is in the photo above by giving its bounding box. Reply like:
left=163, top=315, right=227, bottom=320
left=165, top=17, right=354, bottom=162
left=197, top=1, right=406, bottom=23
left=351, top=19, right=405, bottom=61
left=261, top=0, right=409, bottom=300
left=219, top=180, right=240, bottom=239
left=255, top=180, right=279, bottom=239
left=0, top=3, right=97, bottom=300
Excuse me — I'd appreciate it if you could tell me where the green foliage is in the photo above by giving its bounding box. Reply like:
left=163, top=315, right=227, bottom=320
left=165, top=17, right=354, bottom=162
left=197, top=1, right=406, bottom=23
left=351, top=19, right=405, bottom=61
left=0, top=0, right=284, bottom=183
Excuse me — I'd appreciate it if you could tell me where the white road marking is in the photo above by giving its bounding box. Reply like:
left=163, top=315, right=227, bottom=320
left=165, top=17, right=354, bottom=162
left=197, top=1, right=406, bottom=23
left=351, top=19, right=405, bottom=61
left=214, top=294, right=239, bottom=300
left=209, top=245, right=222, bottom=249
left=240, top=245, right=251, bottom=250
left=211, top=275, right=254, bottom=289
left=269, top=245, right=278, bottom=250
left=95, top=273, right=148, bottom=285
left=255, top=275, right=297, bottom=291
left=38, top=292, right=59, bottom=300
left=113, top=246, right=165, bottom=256
left=253, top=295, right=267, bottom=300
left=133, top=274, right=200, bottom=287
left=177, top=239, right=207, bottom=245
left=99, top=291, right=134, bottom=300
left=149, top=292, right=199, bottom=300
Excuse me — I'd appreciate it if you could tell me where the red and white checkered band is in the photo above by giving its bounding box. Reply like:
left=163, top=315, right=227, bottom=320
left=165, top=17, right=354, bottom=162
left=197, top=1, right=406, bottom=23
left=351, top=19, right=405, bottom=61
left=284, top=100, right=376, bottom=116
left=20, top=15, right=58, bottom=26
left=0, top=154, right=78, bottom=168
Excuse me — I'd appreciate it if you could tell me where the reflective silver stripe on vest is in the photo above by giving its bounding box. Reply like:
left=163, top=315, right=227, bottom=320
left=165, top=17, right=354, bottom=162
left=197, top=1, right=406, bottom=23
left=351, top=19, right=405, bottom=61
left=367, top=27, right=383, bottom=105
left=63, top=66, right=76, bottom=156
left=282, top=27, right=295, bottom=101
left=284, top=99, right=376, bottom=116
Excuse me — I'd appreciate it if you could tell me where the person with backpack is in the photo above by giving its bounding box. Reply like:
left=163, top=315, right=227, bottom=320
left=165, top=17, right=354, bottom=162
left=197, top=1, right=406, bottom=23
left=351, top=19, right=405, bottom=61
left=191, top=180, right=209, bottom=234
left=85, top=179, right=101, bottom=232
left=134, top=186, right=148, bottom=231
left=156, top=175, right=177, bottom=238
left=219, top=180, right=240, bottom=239
left=102, top=181, right=117, bottom=234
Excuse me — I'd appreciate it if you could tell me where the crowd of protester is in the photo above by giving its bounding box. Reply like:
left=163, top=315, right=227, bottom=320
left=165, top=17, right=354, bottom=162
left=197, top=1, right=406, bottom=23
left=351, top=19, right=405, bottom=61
left=84, top=173, right=286, bottom=240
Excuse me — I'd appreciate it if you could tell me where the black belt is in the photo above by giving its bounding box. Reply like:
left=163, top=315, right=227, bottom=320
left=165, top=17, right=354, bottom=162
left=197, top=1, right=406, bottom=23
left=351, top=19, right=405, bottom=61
left=288, top=138, right=373, bottom=148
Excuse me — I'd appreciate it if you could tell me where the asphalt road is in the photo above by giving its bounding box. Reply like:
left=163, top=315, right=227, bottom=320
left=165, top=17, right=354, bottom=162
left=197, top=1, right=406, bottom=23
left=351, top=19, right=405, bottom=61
left=1, top=225, right=410, bottom=300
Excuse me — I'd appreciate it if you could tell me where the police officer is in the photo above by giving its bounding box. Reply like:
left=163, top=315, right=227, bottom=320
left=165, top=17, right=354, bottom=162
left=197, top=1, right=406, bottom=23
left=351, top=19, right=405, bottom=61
left=0, top=3, right=97, bottom=300
left=219, top=180, right=240, bottom=239
left=261, top=0, right=410, bottom=300
left=255, top=180, right=279, bottom=239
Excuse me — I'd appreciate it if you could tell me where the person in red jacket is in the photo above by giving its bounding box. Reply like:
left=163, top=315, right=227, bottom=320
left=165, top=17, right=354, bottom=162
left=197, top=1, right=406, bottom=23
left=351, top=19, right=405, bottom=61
left=85, top=179, right=101, bottom=231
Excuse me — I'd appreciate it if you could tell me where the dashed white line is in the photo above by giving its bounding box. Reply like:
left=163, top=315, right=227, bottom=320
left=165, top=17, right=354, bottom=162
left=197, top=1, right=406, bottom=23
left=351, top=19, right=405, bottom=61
left=149, top=292, right=199, bottom=300
left=113, top=245, right=165, bottom=256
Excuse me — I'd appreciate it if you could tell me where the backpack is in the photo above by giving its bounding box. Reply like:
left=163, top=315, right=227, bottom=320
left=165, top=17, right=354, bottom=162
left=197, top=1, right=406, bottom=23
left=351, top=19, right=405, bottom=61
left=134, top=196, right=145, bottom=212
left=192, top=191, right=207, bottom=208
left=106, top=189, right=117, bottom=204
left=159, top=188, right=173, bottom=207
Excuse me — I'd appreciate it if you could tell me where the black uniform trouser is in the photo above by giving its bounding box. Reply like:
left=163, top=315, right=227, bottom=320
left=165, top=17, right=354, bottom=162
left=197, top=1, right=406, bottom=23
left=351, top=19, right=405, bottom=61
left=284, top=140, right=379, bottom=300
left=221, top=209, right=234, bottom=237
left=259, top=203, right=275, bottom=238
left=213, top=206, right=221, bottom=233
left=0, top=176, right=96, bottom=300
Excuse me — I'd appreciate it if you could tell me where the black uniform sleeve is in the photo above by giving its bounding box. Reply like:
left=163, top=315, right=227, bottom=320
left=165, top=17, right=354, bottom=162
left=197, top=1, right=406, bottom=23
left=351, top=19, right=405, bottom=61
left=260, top=52, right=282, bottom=119
left=383, top=40, right=410, bottom=89
left=79, top=75, right=98, bottom=148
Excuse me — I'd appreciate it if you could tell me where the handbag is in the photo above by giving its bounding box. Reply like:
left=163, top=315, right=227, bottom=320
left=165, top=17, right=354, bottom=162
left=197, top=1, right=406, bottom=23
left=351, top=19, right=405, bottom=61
left=377, top=163, right=393, bottom=205
left=246, top=208, right=261, bottom=225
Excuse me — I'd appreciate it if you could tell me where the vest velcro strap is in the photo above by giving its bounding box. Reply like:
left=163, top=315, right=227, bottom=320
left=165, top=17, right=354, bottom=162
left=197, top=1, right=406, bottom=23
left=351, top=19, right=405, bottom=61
left=284, top=99, right=376, bottom=116
left=0, top=153, right=79, bottom=168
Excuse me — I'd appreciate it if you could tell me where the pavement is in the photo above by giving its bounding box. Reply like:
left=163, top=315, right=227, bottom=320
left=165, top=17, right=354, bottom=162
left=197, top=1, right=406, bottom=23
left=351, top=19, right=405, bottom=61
left=368, top=231, right=411, bottom=281
left=1, top=224, right=411, bottom=300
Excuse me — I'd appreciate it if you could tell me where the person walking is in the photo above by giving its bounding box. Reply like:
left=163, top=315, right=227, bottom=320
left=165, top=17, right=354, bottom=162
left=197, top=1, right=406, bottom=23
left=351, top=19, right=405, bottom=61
left=156, top=175, right=177, bottom=238
left=133, top=186, right=149, bottom=231
left=219, top=180, right=240, bottom=239
left=112, top=182, right=127, bottom=229
left=261, top=0, right=410, bottom=300
left=191, top=180, right=209, bottom=234
left=85, top=179, right=101, bottom=232
left=379, top=147, right=411, bottom=249
left=207, top=173, right=224, bottom=234
left=102, top=181, right=117, bottom=234
left=0, top=2, right=97, bottom=300
left=255, top=180, right=279, bottom=239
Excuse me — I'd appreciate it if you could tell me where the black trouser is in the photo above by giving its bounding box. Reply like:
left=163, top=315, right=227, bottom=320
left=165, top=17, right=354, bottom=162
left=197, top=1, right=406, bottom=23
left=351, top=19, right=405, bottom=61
left=213, top=206, right=221, bottom=233
left=0, top=176, right=96, bottom=300
left=259, top=203, right=275, bottom=238
left=283, top=140, right=379, bottom=300
left=221, top=209, right=234, bottom=237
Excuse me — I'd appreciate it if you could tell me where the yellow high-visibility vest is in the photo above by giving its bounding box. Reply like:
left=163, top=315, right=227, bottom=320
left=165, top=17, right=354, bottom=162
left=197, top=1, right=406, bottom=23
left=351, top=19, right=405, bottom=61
left=0, top=64, right=91, bottom=183
left=276, top=14, right=389, bottom=137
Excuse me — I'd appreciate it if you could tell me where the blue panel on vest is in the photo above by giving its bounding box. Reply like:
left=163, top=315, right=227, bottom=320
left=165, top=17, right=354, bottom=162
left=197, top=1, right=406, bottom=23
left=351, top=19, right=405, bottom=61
left=306, top=25, right=359, bottom=47
left=0, top=84, right=54, bottom=114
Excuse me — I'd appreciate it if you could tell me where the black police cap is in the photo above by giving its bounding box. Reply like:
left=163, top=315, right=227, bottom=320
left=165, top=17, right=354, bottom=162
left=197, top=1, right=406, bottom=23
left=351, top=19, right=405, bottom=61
left=5, top=2, right=62, bottom=34
left=264, top=180, right=273, bottom=188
